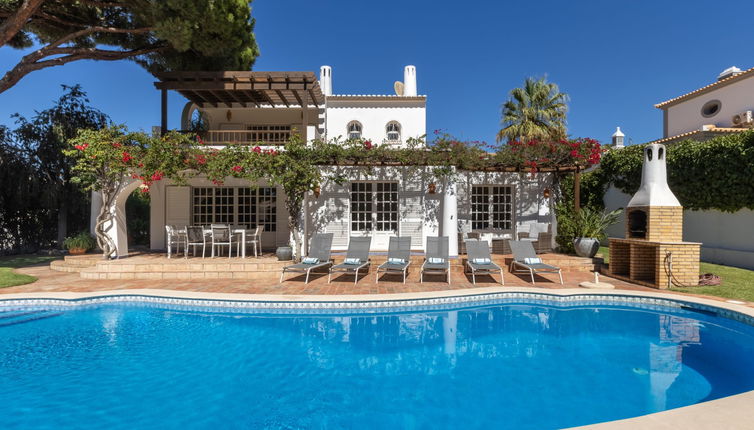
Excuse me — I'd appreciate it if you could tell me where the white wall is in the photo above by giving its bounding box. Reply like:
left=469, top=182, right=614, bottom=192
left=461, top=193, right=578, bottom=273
left=149, top=177, right=290, bottom=251
left=604, top=186, right=754, bottom=270
left=306, top=166, right=439, bottom=251
left=665, top=76, right=754, bottom=136
left=457, top=172, right=555, bottom=246
left=325, top=98, right=426, bottom=147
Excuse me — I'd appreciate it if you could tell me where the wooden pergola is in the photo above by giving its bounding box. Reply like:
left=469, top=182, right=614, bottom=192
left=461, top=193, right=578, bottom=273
left=154, top=71, right=326, bottom=141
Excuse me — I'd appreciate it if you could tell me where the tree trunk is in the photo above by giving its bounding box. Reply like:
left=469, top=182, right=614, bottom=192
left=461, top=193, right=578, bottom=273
left=286, top=195, right=304, bottom=261
left=57, top=200, right=68, bottom=247
left=94, top=188, right=117, bottom=260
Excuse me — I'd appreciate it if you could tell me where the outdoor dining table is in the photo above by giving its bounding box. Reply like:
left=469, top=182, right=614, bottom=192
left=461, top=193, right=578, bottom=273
left=179, top=227, right=256, bottom=258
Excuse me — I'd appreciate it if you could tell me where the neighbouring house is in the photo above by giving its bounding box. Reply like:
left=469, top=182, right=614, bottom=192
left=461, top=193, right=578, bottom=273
left=605, top=66, right=754, bottom=269
left=92, top=66, right=555, bottom=258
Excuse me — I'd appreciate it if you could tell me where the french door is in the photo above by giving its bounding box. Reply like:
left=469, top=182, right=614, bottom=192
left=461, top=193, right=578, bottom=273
left=350, top=182, right=398, bottom=249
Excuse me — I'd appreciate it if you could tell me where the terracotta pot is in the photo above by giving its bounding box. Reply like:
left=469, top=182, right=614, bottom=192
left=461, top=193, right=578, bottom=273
left=68, top=247, right=87, bottom=255
left=573, top=238, right=600, bottom=258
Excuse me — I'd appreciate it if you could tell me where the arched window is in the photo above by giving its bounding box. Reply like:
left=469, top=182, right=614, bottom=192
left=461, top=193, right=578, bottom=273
left=386, top=121, right=401, bottom=142
left=347, top=121, right=362, bottom=140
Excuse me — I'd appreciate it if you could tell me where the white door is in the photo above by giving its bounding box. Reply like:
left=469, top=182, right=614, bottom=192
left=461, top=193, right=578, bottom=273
left=350, top=182, right=398, bottom=250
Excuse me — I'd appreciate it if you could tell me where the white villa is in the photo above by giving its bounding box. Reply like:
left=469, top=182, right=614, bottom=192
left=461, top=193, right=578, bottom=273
left=93, top=66, right=555, bottom=258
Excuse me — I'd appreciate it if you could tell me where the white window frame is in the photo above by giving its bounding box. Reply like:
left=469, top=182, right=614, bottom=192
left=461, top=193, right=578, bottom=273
left=350, top=182, right=399, bottom=234
left=470, top=184, right=514, bottom=231
left=385, top=121, right=401, bottom=143
left=347, top=121, right=362, bottom=140
left=191, top=187, right=277, bottom=231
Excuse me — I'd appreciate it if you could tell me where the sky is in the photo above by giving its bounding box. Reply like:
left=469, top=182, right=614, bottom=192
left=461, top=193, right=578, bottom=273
left=1, top=0, right=753, bottom=146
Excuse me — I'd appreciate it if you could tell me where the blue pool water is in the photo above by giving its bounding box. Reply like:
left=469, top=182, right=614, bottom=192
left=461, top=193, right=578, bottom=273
left=2, top=298, right=754, bottom=429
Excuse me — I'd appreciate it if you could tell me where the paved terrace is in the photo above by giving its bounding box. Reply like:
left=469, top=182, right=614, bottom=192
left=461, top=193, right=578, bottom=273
left=5, top=252, right=650, bottom=296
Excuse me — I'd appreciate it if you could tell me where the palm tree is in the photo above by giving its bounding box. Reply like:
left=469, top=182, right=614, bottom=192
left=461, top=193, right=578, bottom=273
left=496, top=76, right=569, bottom=143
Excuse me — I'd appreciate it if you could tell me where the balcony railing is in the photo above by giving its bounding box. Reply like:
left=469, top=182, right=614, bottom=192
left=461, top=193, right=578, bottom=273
left=197, top=126, right=292, bottom=145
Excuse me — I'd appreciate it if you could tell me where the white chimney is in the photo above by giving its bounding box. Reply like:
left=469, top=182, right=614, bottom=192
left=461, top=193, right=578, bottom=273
left=319, top=65, right=332, bottom=96
left=403, top=65, right=417, bottom=96
left=717, top=66, right=742, bottom=81
left=627, top=144, right=681, bottom=208
left=612, top=127, right=625, bottom=148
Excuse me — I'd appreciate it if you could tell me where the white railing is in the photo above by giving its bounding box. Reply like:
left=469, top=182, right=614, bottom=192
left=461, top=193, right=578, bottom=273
left=201, top=127, right=291, bottom=145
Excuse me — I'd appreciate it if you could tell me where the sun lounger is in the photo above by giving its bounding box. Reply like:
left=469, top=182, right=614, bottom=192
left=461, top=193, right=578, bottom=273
left=329, top=237, right=372, bottom=285
left=279, top=233, right=334, bottom=284
left=376, top=236, right=412, bottom=284
left=509, top=240, right=563, bottom=285
left=465, top=240, right=504, bottom=285
left=420, top=236, right=450, bottom=284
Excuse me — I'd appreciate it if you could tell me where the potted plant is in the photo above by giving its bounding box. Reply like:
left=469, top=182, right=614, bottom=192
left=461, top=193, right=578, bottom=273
left=572, top=207, right=622, bottom=258
left=63, top=232, right=97, bottom=255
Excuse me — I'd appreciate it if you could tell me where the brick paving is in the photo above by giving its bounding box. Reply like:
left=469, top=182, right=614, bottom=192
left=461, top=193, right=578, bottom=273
left=4, top=254, right=750, bottom=309
left=4, top=258, right=646, bottom=296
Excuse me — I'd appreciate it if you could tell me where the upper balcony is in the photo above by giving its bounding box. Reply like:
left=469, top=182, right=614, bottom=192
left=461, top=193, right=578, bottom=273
left=195, top=126, right=293, bottom=146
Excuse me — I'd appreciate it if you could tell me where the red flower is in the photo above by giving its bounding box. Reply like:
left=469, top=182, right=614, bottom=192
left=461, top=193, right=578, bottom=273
left=140, top=187, right=150, bottom=194
left=112, top=142, right=122, bottom=148
left=151, top=171, right=163, bottom=181
left=212, top=179, right=224, bottom=186
left=570, top=150, right=579, bottom=157
left=197, top=135, right=205, bottom=145
left=121, top=151, right=133, bottom=163
left=252, top=146, right=262, bottom=153
left=195, top=154, right=207, bottom=165
left=74, top=143, right=89, bottom=151
left=231, top=165, right=243, bottom=173
left=364, top=140, right=373, bottom=150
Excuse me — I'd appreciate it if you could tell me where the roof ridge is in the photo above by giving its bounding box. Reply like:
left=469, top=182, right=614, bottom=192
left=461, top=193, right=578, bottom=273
left=655, top=66, right=754, bottom=109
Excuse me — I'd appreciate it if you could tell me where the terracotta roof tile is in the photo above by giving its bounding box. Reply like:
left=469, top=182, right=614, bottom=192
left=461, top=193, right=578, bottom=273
left=655, top=66, right=754, bottom=109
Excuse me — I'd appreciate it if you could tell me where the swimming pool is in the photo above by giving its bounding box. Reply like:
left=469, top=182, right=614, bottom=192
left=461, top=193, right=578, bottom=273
left=2, top=294, right=754, bottom=429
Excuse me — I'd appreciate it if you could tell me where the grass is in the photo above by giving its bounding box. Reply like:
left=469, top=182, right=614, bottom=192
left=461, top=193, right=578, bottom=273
left=599, top=246, right=754, bottom=302
left=0, top=255, right=61, bottom=288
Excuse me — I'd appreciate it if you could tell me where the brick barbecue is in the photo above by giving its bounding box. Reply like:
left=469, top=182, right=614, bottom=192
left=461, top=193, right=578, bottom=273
left=609, top=144, right=700, bottom=288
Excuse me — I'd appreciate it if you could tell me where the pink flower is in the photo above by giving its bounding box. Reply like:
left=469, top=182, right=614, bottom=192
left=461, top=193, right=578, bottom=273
left=151, top=171, right=163, bottom=181
left=231, top=165, right=243, bottom=173
left=252, top=146, right=262, bottom=153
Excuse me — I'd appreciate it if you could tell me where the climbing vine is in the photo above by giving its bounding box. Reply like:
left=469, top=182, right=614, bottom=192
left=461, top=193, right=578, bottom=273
left=66, top=126, right=603, bottom=259
left=598, top=130, right=754, bottom=212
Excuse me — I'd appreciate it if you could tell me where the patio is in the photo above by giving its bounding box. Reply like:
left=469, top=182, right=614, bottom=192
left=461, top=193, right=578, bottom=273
left=0, top=252, right=643, bottom=296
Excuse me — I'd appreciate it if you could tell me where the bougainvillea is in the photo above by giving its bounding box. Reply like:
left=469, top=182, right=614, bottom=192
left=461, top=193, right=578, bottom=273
left=66, top=124, right=603, bottom=259
left=65, top=126, right=197, bottom=258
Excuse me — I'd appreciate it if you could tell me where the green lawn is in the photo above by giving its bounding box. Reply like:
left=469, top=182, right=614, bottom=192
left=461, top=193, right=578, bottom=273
left=0, top=255, right=60, bottom=288
left=599, top=246, right=754, bottom=302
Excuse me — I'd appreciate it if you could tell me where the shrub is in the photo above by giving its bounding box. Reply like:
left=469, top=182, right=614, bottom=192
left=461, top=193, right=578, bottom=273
left=63, top=232, right=96, bottom=251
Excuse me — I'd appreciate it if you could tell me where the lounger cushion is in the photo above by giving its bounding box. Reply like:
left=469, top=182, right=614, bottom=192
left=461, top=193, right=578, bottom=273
left=524, top=257, right=542, bottom=264
left=344, top=258, right=361, bottom=265
left=472, top=257, right=491, bottom=264
left=388, top=257, right=406, bottom=264
left=428, top=257, right=445, bottom=264
left=302, top=257, right=319, bottom=264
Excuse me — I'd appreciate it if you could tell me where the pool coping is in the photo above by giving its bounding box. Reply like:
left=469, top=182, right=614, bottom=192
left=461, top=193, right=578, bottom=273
left=2, top=286, right=754, bottom=429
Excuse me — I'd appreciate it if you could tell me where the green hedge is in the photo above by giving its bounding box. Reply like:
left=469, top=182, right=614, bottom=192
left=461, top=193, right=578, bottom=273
left=599, top=130, right=754, bottom=212
left=554, top=130, right=754, bottom=252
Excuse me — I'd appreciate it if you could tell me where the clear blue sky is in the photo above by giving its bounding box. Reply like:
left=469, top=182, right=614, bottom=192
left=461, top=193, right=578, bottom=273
left=1, top=0, right=752, bottom=145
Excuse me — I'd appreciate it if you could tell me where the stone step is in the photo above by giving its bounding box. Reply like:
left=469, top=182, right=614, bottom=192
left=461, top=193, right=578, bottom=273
left=50, top=255, right=101, bottom=273
left=79, top=253, right=600, bottom=280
